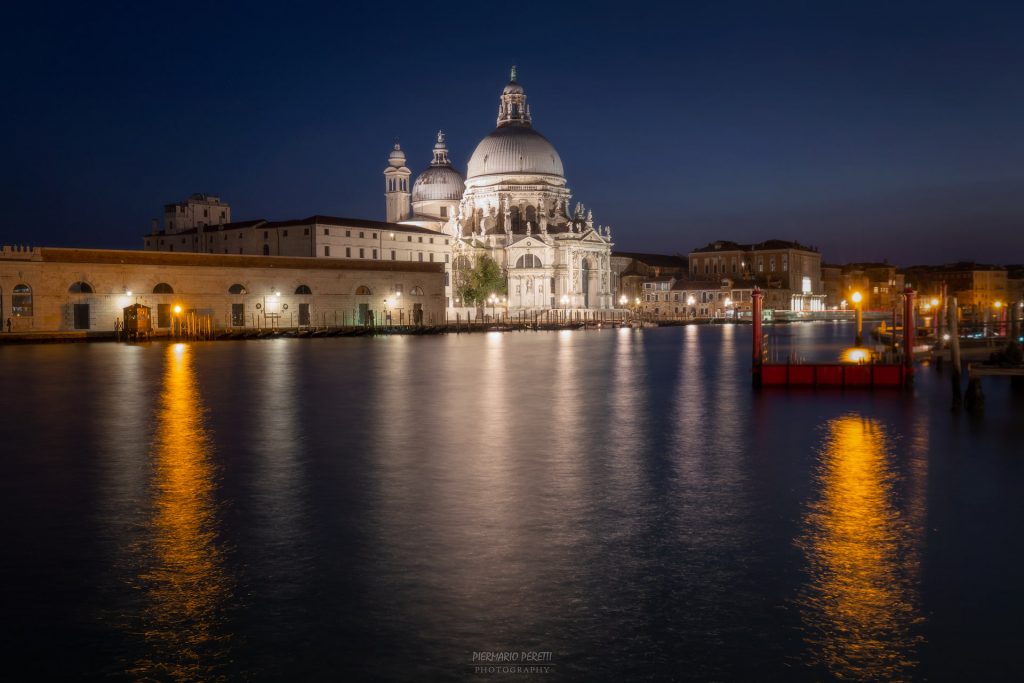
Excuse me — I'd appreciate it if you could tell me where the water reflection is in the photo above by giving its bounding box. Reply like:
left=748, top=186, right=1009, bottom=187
left=130, top=343, right=232, bottom=681
left=797, top=414, right=923, bottom=679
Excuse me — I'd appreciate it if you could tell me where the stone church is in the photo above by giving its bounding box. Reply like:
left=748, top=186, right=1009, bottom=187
left=386, top=68, right=614, bottom=311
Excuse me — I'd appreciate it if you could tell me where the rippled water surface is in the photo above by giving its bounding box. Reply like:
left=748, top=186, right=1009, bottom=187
left=1, top=324, right=1022, bottom=680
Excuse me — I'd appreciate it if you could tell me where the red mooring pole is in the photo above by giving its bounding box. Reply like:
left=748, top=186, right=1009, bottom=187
left=752, top=287, right=763, bottom=387
left=903, top=287, right=916, bottom=381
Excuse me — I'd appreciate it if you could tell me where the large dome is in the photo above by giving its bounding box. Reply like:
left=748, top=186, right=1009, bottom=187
left=412, top=165, right=465, bottom=202
left=467, top=125, right=564, bottom=179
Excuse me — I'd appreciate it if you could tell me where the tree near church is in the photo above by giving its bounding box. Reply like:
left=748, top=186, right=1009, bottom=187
left=455, top=255, right=507, bottom=311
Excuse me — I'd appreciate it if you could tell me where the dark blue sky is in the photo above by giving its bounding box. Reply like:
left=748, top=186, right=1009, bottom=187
left=3, top=1, right=1022, bottom=265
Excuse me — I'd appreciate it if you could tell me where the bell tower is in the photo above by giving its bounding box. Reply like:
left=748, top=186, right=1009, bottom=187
left=384, top=141, right=411, bottom=223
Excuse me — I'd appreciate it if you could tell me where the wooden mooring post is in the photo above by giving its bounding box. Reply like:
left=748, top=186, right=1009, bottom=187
left=949, top=295, right=962, bottom=410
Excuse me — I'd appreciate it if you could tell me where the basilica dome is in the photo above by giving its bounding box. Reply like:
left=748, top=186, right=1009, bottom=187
left=411, top=130, right=465, bottom=203
left=412, top=165, right=465, bottom=202
left=467, top=125, right=564, bottom=179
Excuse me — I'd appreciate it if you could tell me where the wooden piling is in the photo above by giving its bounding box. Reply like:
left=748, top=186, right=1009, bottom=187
left=949, top=295, right=962, bottom=410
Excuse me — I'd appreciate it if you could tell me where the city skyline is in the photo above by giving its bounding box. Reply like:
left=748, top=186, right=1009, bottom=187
left=4, top=1, right=1023, bottom=265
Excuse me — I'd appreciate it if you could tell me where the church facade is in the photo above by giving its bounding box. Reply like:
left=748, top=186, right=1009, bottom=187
left=387, top=69, right=615, bottom=312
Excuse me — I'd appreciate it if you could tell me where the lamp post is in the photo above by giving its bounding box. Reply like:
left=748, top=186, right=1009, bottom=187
left=851, top=291, right=863, bottom=346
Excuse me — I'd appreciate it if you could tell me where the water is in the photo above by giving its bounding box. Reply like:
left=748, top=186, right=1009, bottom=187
left=1, top=324, right=1022, bottom=680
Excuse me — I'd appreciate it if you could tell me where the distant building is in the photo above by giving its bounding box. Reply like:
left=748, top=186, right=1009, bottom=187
left=821, top=262, right=903, bottom=310
left=161, top=194, right=231, bottom=235
left=0, top=246, right=444, bottom=333
left=144, top=216, right=455, bottom=303
left=688, top=240, right=824, bottom=311
left=638, top=276, right=763, bottom=319
left=610, top=251, right=688, bottom=305
left=901, top=263, right=1008, bottom=315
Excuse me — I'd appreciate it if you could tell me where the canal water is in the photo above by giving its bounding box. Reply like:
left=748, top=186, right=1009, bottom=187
left=1, top=324, right=1021, bottom=680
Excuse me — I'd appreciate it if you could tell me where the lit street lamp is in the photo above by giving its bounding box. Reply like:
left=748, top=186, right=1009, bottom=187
left=851, top=291, right=863, bottom=346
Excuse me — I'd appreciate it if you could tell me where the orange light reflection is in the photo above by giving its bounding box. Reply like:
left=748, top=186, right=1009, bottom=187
left=797, top=414, right=923, bottom=679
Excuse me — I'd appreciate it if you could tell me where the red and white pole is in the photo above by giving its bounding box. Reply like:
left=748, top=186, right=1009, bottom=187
left=752, top=287, right=763, bottom=387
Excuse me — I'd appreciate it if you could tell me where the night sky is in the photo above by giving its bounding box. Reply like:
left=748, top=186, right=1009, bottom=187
left=4, top=1, right=1022, bottom=265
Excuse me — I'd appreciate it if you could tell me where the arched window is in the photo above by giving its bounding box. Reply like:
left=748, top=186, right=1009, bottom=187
left=68, top=281, right=93, bottom=293
left=410, top=286, right=424, bottom=296
left=12, top=284, right=33, bottom=317
left=355, top=286, right=372, bottom=295
left=295, top=285, right=312, bottom=295
left=516, top=254, right=542, bottom=268
left=228, top=284, right=246, bottom=295
left=153, top=283, right=174, bottom=294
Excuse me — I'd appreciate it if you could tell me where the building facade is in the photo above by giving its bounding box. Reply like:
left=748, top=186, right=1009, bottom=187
left=1, top=247, right=445, bottom=333
left=393, top=68, right=615, bottom=312
left=821, top=262, right=904, bottom=310
left=688, top=240, right=824, bottom=311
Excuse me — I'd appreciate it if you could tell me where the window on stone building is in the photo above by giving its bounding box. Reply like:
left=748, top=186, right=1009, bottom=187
left=263, top=244, right=270, bottom=255
left=153, top=283, right=173, bottom=294
left=324, top=228, right=330, bottom=235
left=418, top=253, right=423, bottom=262
left=68, top=281, right=93, bottom=294
left=372, top=233, right=377, bottom=239
left=359, top=248, right=365, bottom=258
left=12, top=284, right=32, bottom=316
left=229, top=284, right=246, bottom=295
left=410, top=286, right=424, bottom=296
left=325, top=246, right=331, bottom=256
left=391, top=250, right=396, bottom=260
left=373, top=249, right=378, bottom=259
left=408, top=236, right=412, bottom=242
left=445, top=272, right=450, bottom=286
left=355, top=285, right=372, bottom=295
left=445, top=254, right=449, bottom=263
left=295, top=285, right=312, bottom=295
left=418, top=237, right=423, bottom=243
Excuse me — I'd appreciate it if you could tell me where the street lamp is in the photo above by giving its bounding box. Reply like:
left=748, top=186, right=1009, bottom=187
left=619, top=294, right=627, bottom=307
left=851, top=291, right=863, bottom=346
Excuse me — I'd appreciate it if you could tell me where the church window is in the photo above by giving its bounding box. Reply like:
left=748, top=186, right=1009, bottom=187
left=295, top=285, right=312, bottom=295
left=153, top=283, right=173, bottom=294
left=516, top=254, right=542, bottom=268
left=68, top=281, right=93, bottom=294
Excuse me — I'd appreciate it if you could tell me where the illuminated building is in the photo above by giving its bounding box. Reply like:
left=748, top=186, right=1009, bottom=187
left=392, top=68, right=615, bottom=312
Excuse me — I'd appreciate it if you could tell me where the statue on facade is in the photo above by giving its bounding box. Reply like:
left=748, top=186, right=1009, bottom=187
left=526, top=221, right=532, bottom=236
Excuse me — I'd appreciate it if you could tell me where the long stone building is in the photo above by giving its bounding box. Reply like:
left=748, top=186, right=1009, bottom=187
left=0, top=246, right=444, bottom=333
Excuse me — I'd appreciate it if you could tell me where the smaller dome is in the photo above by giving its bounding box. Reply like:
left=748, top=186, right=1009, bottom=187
left=388, top=142, right=406, bottom=168
left=412, top=166, right=465, bottom=202
left=502, top=81, right=524, bottom=95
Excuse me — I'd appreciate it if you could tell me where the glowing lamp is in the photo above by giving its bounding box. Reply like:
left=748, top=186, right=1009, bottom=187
left=173, top=305, right=182, bottom=314
left=851, top=291, right=862, bottom=304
